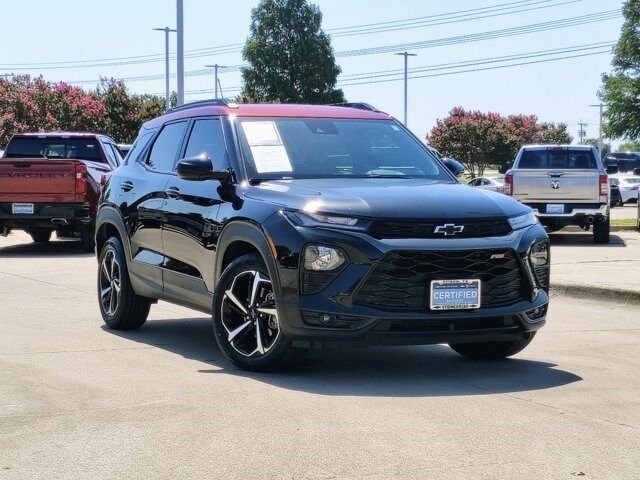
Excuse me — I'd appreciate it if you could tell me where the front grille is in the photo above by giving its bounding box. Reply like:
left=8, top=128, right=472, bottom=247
left=354, top=249, right=527, bottom=311
left=368, top=219, right=511, bottom=239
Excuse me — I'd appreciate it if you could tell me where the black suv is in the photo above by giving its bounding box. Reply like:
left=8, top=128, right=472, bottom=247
left=96, top=100, right=550, bottom=371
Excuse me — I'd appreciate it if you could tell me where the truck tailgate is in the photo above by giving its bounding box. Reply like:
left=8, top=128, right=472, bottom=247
left=0, top=159, right=78, bottom=203
left=512, top=170, right=601, bottom=203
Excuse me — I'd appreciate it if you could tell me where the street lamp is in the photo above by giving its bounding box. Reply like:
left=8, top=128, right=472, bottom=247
left=394, top=52, right=417, bottom=127
left=152, top=27, right=177, bottom=112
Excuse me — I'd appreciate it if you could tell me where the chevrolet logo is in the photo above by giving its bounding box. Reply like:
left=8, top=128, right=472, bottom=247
left=434, top=223, right=465, bottom=236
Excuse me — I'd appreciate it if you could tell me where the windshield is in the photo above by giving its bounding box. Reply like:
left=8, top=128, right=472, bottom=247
left=236, top=118, right=451, bottom=181
left=518, top=149, right=597, bottom=169
left=4, top=137, right=103, bottom=161
left=621, top=177, right=640, bottom=184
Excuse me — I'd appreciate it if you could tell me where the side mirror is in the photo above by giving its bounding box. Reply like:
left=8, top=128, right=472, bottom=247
left=498, top=164, right=510, bottom=175
left=442, top=157, right=465, bottom=178
left=176, top=155, right=231, bottom=182
left=606, top=164, right=619, bottom=175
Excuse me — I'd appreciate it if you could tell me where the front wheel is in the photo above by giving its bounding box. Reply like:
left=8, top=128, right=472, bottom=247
left=449, top=332, right=536, bottom=359
left=80, top=228, right=95, bottom=252
left=212, top=253, right=304, bottom=372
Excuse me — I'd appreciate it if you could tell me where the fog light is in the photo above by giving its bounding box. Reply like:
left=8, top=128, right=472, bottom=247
left=530, top=242, right=549, bottom=267
left=320, top=314, right=333, bottom=325
left=304, top=245, right=346, bottom=271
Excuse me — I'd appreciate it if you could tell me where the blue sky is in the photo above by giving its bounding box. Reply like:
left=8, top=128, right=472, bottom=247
left=0, top=0, right=623, bottom=143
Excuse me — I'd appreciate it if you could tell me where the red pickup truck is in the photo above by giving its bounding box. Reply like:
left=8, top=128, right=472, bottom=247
left=0, top=132, right=122, bottom=251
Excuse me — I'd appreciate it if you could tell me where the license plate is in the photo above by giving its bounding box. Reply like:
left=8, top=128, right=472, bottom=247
left=11, top=203, right=34, bottom=215
left=430, top=279, right=481, bottom=311
left=546, top=203, right=564, bottom=214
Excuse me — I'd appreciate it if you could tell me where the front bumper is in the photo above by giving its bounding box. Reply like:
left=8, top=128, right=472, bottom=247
left=263, top=212, right=550, bottom=346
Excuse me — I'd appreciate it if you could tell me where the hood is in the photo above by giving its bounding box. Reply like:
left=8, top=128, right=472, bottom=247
left=242, top=178, right=529, bottom=220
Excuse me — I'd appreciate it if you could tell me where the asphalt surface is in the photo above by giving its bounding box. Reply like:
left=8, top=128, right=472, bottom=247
left=1, top=232, right=639, bottom=479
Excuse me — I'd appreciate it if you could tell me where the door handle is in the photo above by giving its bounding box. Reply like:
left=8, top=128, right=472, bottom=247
left=165, top=186, right=181, bottom=199
left=120, top=181, right=134, bottom=192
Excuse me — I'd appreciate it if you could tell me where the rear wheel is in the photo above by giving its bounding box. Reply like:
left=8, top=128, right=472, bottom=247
left=593, top=216, right=610, bottom=244
left=29, top=229, right=52, bottom=243
left=449, top=332, right=536, bottom=359
left=98, top=236, right=151, bottom=330
left=212, top=253, right=304, bottom=371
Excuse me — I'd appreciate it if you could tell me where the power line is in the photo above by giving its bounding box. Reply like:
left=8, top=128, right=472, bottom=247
left=0, top=0, right=597, bottom=70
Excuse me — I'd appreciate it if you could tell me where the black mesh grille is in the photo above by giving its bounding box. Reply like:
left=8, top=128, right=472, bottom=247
left=374, top=316, right=517, bottom=333
left=368, top=219, right=511, bottom=239
left=533, top=264, right=550, bottom=289
left=354, top=249, right=527, bottom=310
left=301, top=271, right=340, bottom=294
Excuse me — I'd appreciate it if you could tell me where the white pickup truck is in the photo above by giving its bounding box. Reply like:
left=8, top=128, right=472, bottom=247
left=504, top=145, right=610, bottom=243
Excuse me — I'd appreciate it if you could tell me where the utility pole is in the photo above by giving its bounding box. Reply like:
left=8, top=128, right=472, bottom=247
left=589, top=103, right=605, bottom=154
left=577, top=121, right=588, bottom=144
left=0, top=73, right=12, bottom=81
left=176, top=0, right=185, bottom=105
left=394, top=52, right=417, bottom=127
left=152, top=27, right=177, bottom=112
left=204, top=64, right=226, bottom=99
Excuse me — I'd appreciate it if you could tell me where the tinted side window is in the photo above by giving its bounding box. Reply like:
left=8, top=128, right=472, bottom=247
left=102, top=142, right=119, bottom=167
left=126, top=132, right=154, bottom=164
left=183, top=119, right=227, bottom=169
left=146, top=122, right=188, bottom=171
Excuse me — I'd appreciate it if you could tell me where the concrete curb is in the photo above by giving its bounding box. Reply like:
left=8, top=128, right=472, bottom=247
left=552, top=283, right=640, bottom=306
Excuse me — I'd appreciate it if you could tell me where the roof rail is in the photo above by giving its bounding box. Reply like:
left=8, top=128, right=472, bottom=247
left=329, top=102, right=382, bottom=113
left=166, top=98, right=230, bottom=114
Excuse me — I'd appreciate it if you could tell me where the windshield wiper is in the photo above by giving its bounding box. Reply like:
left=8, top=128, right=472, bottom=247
left=249, top=177, right=292, bottom=185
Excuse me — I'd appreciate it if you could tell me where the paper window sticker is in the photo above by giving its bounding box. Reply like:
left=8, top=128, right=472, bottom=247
left=241, top=121, right=282, bottom=146
left=250, top=145, right=293, bottom=173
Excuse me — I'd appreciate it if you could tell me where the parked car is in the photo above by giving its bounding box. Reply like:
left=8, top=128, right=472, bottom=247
left=609, top=175, right=640, bottom=204
left=504, top=144, right=610, bottom=243
left=117, top=143, right=132, bottom=158
left=609, top=181, right=623, bottom=208
left=0, top=132, right=122, bottom=250
left=603, top=151, right=640, bottom=174
left=468, top=176, right=505, bottom=193
left=96, top=100, right=550, bottom=372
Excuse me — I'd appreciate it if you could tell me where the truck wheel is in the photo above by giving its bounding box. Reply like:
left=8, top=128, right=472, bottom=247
left=593, top=217, right=610, bottom=244
left=29, top=229, right=52, bottom=243
left=449, top=332, right=536, bottom=359
left=98, top=236, right=151, bottom=330
left=212, top=253, right=304, bottom=372
left=80, top=228, right=95, bottom=253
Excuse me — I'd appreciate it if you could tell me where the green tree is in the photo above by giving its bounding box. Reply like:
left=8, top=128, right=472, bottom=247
left=618, top=139, right=640, bottom=151
left=539, top=122, right=573, bottom=144
left=240, top=0, right=345, bottom=103
left=600, top=0, right=640, bottom=139
left=584, top=138, right=612, bottom=156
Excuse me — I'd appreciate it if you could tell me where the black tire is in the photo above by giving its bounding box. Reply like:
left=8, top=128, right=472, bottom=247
left=593, top=216, right=610, bottom=244
left=449, top=332, right=536, bottom=359
left=212, top=253, right=304, bottom=372
left=80, top=228, right=95, bottom=253
left=29, top=229, right=52, bottom=243
left=98, top=236, right=151, bottom=330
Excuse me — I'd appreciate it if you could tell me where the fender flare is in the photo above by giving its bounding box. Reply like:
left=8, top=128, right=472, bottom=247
left=95, top=205, right=132, bottom=264
left=214, top=220, right=282, bottom=299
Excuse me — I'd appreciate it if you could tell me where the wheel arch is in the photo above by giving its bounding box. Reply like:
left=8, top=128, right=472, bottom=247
left=95, top=205, right=131, bottom=263
left=214, top=220, right=281, bottom=298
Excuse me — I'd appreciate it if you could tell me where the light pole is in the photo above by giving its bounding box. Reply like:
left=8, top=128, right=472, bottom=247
left=176, top=0, right=185, bottom=105
left=394, top=52, right=417, bottom=127
left=204, top=64, right=226, bottom=99
left=152, top=27, right=177, bottom=112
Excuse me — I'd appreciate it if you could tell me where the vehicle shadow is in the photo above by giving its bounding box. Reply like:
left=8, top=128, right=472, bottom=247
left=0, top=238, right=91, bottom=257
left=548, top=232, right=626, bottom=247
left=103, top=317, right=582, bottom=398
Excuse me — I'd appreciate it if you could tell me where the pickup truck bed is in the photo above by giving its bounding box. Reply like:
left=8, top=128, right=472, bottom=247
left=0, top=133, right=121, bottom=251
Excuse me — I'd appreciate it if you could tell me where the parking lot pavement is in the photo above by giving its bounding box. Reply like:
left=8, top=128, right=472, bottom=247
left=549, top=229, right=640, bottom=296
left=1, top=231, right=639, bottom=479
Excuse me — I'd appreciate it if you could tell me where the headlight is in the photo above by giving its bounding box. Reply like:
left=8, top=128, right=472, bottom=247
left=508, top=211, right=538, bottom=230
left=283, top=211, right=369, bottom=231
left=530, top=241, right=549, bottom=267
left=304, top=245, right=347, bottom=271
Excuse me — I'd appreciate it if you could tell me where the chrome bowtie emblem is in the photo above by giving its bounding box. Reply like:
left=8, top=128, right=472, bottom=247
left=434, top=223, right=465, bottom=236
left=550, top=180, right=560, bottom=189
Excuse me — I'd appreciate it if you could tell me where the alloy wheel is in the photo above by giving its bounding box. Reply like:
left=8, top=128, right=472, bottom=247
left=220, top=270, right=280, bottom=357
left=99, top=248, right=121, bottom=316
